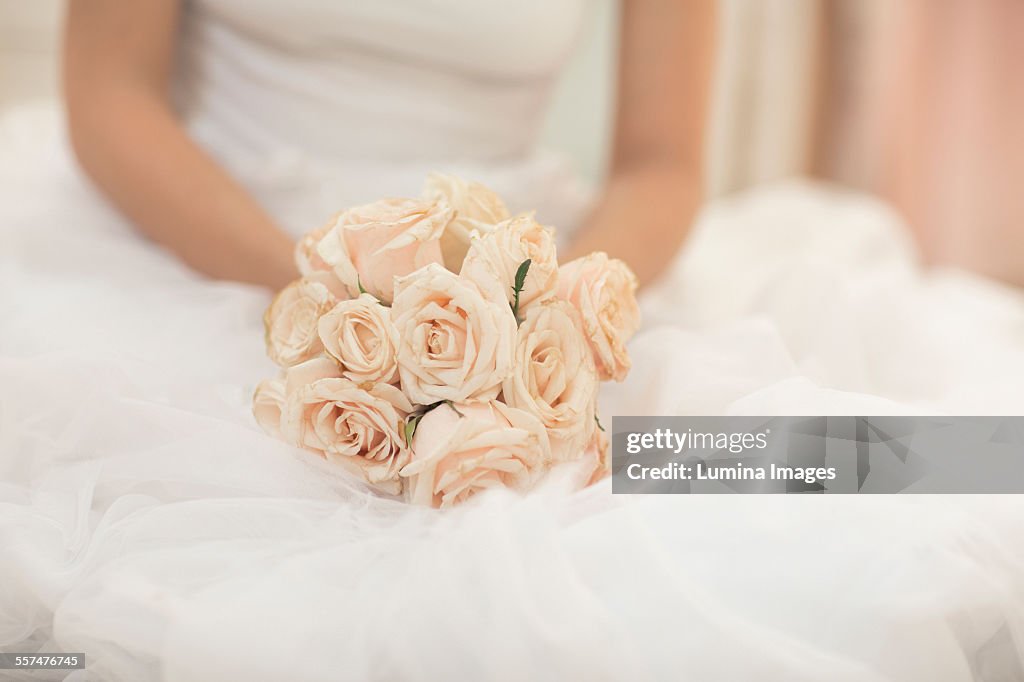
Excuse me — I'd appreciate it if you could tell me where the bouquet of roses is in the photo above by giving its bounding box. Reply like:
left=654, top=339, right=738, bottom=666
left=253, top=174, right=640, bottom=508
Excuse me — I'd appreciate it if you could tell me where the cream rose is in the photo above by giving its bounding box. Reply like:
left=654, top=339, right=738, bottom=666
left=252, top=376, right=288, bottom=439
left=316, top=197, right=451, bottom=304
left=317, top=293, right=400, bottom=385
left=502, top=301, right=598, bottom=461
left=401, top=401, right=551, bottom=508
left=294, top=217, right=334, bottom=275
left=263, top=275, right=343, bottom=367
left=557, top=252, right=640, bottom=382
left=422, top=173, right=510, bottom=270
left=282, top=357, right=413, bottom=494
left=460, top=213, right=558, bottom=315
left=391, top=263, right=515, bottom=404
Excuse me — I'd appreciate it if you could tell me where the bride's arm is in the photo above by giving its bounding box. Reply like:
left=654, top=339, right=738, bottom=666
left=565, top=0, right=715, bottom=287
left=64, top=0, right=298, bottom=290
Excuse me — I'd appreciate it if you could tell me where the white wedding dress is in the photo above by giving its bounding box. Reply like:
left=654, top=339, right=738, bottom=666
left=3, top=1, right=1024, bottom=680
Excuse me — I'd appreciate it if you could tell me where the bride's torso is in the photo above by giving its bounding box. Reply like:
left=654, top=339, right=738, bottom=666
left=173, top=0, right=593, bottom=234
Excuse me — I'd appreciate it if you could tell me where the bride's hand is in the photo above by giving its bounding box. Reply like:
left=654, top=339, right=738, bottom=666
left=564, top=0, right=715, bottom=288
left=64, top=0, right=299, bottom=290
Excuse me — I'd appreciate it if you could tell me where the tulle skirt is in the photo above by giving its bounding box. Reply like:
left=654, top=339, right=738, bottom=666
left=3, top=106, right=1024, bottom=681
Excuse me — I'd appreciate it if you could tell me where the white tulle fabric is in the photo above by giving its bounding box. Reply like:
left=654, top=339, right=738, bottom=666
left=3, top=105, right=1024, bottom=680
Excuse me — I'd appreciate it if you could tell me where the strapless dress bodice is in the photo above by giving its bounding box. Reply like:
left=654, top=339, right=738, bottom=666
left=172, top=0, right=593, bottom=234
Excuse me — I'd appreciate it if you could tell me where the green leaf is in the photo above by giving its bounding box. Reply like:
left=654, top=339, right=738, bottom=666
left=511, top=258, right=532, bottom=323
left=595, top=414, right=605, bottom=432
left=513, top=258, right=532, bottom=294
left=444, top=400, right=465, bottom=418
left=404, top=414, right=422, bottom=449
left=357, top=275, right=368, bottom=296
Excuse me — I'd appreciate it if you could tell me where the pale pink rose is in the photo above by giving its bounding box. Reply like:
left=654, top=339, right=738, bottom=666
left=293, top=217, right=335, bottom=276
left=557, top=252, right=640, bottom=382
left=401, top=401, right=551, bottom=508
left=264, top=275, right=343, bottom=367
left=252, top=376, right=288, bottom=439
left=461, top=213, right=558, bottom=316
left=307, top=268, right=350, bottom=299
left=316, top=197, right=451, bottom=304
left=282, top=355, right=340, bottom=390
left=282, top=357, right=413, bottom=494
left=502, top=301, right=598, bottom=461
left=422, top=173, right=510, bottom=270
left=317, top=293, right=400, bottom=385
left=294, top=219, right=349, bottom=296
left=391, top=263, right=515, bottom=404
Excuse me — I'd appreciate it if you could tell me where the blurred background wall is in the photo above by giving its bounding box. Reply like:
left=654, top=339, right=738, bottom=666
left=0, top=0, right=62, bottom=109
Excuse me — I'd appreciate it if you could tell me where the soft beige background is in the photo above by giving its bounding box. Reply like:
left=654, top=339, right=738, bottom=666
left=0, top=0, right=63, bottom=106
left=0, top=0, right=822, bottom=196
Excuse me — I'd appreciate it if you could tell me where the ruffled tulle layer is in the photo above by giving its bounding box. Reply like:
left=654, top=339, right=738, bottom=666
left=3, top=108, right=1024, bottom=680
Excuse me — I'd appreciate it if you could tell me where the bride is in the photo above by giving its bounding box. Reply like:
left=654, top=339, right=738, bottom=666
left=2, top=1, right=1024, bottom=681
left=61, top=0, right=711, bottom=290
